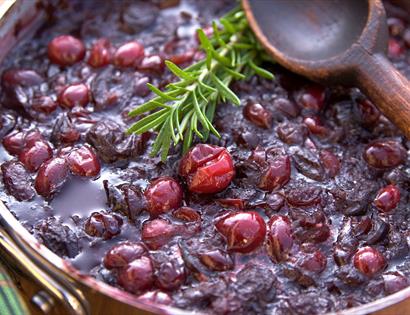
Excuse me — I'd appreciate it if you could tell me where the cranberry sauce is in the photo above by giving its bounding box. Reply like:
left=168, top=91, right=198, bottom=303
left=0, top=1, right=410, bottom=314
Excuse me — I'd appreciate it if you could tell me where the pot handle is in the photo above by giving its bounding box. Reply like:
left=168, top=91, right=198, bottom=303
left=0, top=212, right=89, bottom=315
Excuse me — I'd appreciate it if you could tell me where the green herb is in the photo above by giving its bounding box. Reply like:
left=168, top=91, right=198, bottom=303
left=127, top=7, right=274, bottom=161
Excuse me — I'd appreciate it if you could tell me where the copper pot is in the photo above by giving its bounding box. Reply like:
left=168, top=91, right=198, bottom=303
left=0, top=1, right=409, bottom=315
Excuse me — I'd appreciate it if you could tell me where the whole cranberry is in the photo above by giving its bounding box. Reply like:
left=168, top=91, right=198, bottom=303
left=103, top=242, right=147, bottom=269
left=215, top=211, right=266, bottom=253
left=199, top=249, right=234, bottom=271
left=357, top=99, right=380, bottom=125
left=48, top=35, right=85, bottom=66
left=3, top=130, right=43, bottom=156
left=243, top=101, right=272, bottom=129
left=88, top=38, right=112, bottom=68
left=141, top=218, right=175, bottom=250
left=34, top=157, right=69, bottom=198
left=32, top=96, right=57, bottom=114
left=172, top=207, right=201, bottom=222
left=266, top=215, right=293, bottom=263
left=374, top=184, right=400, bottom=213
left=137, top=54, right=165, bottom=73
left=363, top=140, right=406, bottom=169
left=84, top=212, right=123, bottom=239
left=383, top=272, right=408, bottom=294
left=66, top=145, right=101, bottom=177
left=259, top=155, right=291, bottom=191
left=303, top=116, right=328, bottom=136
left=2, top=69, right=43, bottom=87
left=319, top=149, right=340, bottom=177
left=300, top=250, right=327, bottom=273
left=295, top=85, right=325, bottom=111
left=144, top=177, right=183, bottom=217
left=353, top=246, right=386, bottom=277
left=179, top=144, right=234, bottom=194
left=114, top=41, right=144, bottom=67
left=18, top=140, right=53, bottom=172
left=117, top=256, right=154, bottom=293
left=58, top=83, right=90, bottom=109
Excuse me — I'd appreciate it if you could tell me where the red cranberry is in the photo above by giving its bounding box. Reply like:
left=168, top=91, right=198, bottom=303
left=141, top=218, right=175, bottom=250
left=103, top=242, right=147, bottom=269
left=168, top=49, right=195, bottom=65
left=155, top=260, right=186, bottom=290
left=374, top=184, right=400, bottom=213
left=243, top=101, right=272, bottom=129
left=217, top=198, right=245, bottom=210
left=273, top=98, right=300, bottom=118
left=117, top=256, right=154, bottom=293
left=287, top=186, right=322, bottom=207
left=34, top=157, right=69, bottom=198
left=66, top=145, right=101, bottom=177
left=215, top=211, right=266, bottom=253
left=387, top=17, right=405, bottom=36
left=357, top=99, right=380, bottom=125
left=2, top=69, right=43, bottom=86
left=114, top=41, right=144, bottom=67
left=18, top=140, right=53, bottom=172
left=295, top=85, right=325, bottom=111
left=259, top=155, right=291, bottom=192
left=199, top=249, right=234, bottom=271
left=353, top=247, right=386, bottom=277
left=179, top=144, right=234, bottom=194
left=266, top=215, right=293, bottom=263
left=58, top=83, right=90, bottom=109
left=144, top=177, right=183, bottom=217
left=388, top=38, right=404, bottom=58
left=32, top=96, right=57, bottom=114
left=300, top=250, right=327, bottom=273
left=363, top=140, right=406, bottom=169
left=84, top=212, right=123, bottom=239
left=3, top=130, right=43, bottom=156
left=303, top=116, right=328, bottom=136
left=137, top=54, right=165, bottom=73
left=320, top=149, right=340, bottom=177
left=88, top=38, right=112, bottom=68
left=48, top=35, right=85, bottom=66
left=172, top=207, right=201, bottom=222
left=383, top=272, right=409, bottom=294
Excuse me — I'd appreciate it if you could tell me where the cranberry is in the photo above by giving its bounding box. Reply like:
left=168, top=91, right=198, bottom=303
left=114, top=41, right=144, bottom=67
left=273, top=98, right=300, bottom=118
left=18, top=140, right=53, bottom=172
left=215, top=211, right=266, bottom=253
left=259, top=155, right=291, bottom=192
left=287, top=186, right=322, bottom=207
left=66, top=145, right=101, bottom=177
left=48, top=35, right=85, bottom=66
left=300, top=250, right=327, bottom=273
left=388, top=38, right=404, bottom=58
left=134, top=76, right=150, bottom=97
left=266, top=215, right=293, bottom=263
left=172, top=207, right=201, bottom=222
left=137, top=54, right=165, bottom=73
left=373, top=184, right=400, bottom=213
left=179, top=144, right=234, bottom=194
left=141, top=218, right=175, bottom=250
left=103, top=242, right=147, bottom=269
left=144, top=177, right=183, bottom=217
left=357, top=99, right=380, bottom=125
left=87, top=38, right=112, bottom=68
left=295, top=85, right=325, bottom=111
left=84, top=212, right=123, bottom=239
left=217, top=198, right=245, bottom=210
left=319, top=149, right=340, bottom=177
left=1, top=161, right=35, bottom=201
left=156, top=259, right=186, bottom=290
left=34, top=157, right=69, bottom=198
left=383, top=272, right=409, bottom=294
left=2, top=69, right=43, bottom=86
left=276, top=122, right=307, bottom=145
left=243, top=101, right=272, bottom=129
left=303, top=116, right=328, bottom=136
left=3, top=130, right=43, bottom=156
left=353, top=247, right=386, bottom=277
left=117, top=256, right=154, bottom=293
left=58, top=83, right=90, bottom=109
left=199, top=249, right=234, bottom=271
left=168, top=49, right=195, bottom=65
left=363, top=140, right=406, bottom=169
left=32, top=96, right=57, bottom=114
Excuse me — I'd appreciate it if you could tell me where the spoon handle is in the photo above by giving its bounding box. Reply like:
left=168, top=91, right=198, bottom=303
left=355, top=52, right=410, bottom=138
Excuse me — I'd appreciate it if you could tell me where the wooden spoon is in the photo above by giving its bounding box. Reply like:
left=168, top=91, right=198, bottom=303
left=242, top=0, right=410, bottom=138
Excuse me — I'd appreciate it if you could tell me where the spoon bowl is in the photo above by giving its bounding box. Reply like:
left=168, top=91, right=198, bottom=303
left=243, top=0, right=410, bottom=138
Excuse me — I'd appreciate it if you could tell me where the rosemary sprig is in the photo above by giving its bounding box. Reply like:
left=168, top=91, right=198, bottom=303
left=127, top=7, right=274, bottom=161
